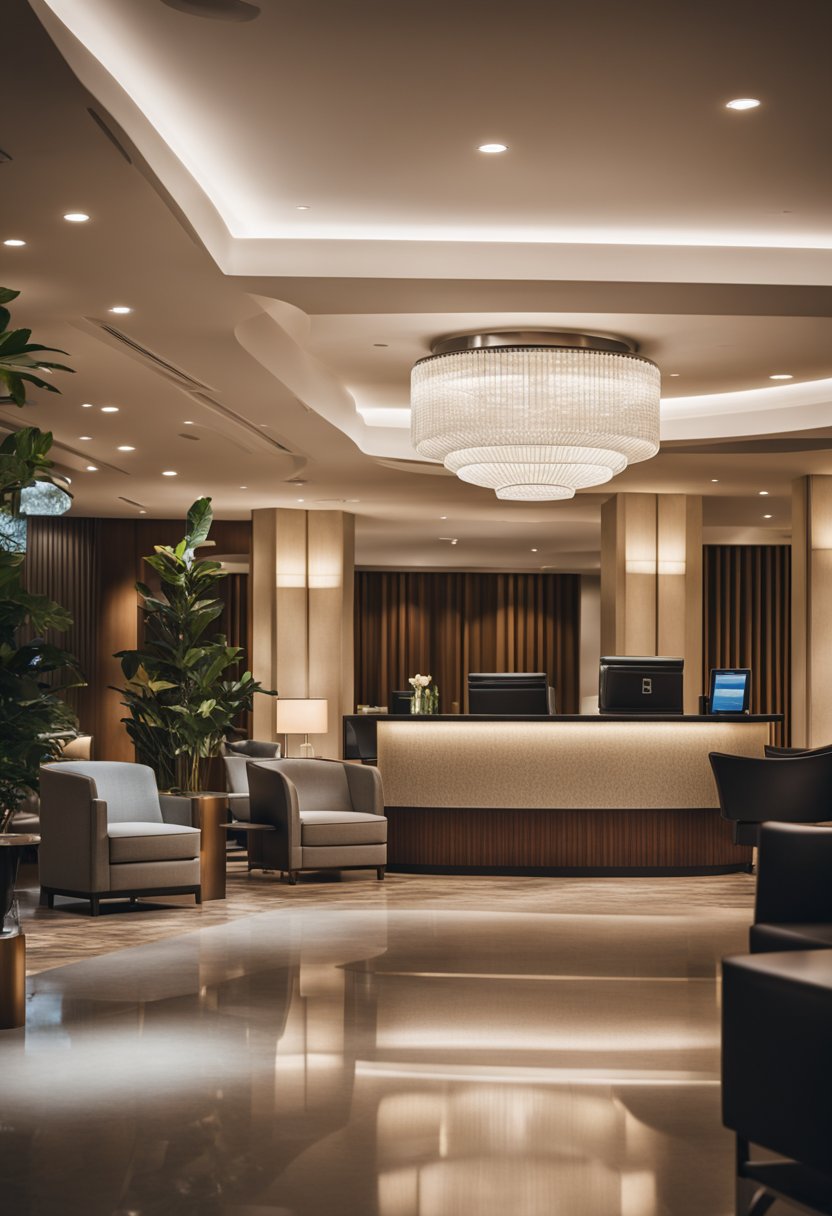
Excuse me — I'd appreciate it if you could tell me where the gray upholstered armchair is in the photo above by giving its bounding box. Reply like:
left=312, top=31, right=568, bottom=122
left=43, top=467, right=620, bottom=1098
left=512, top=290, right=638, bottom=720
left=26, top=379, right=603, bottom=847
left=222, top=739, right=281, bottom=823
left=39, top=761, right=202, bottom=915
left=246, top=759, right=387, bottom=883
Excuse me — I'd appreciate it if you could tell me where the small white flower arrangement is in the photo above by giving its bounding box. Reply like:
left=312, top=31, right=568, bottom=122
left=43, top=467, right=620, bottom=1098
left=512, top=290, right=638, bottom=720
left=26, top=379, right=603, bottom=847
left=408, top=673, right=439, bottom=714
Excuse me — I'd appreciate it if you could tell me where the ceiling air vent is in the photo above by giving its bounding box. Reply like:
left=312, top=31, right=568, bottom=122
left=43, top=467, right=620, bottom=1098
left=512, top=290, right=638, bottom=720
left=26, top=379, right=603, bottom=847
left=91, top=321, right=215, bottom=393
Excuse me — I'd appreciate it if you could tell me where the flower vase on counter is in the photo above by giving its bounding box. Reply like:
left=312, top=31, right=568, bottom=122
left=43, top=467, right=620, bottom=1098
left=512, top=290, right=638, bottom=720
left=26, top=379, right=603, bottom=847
left=408, top=674, right=439, bottom=714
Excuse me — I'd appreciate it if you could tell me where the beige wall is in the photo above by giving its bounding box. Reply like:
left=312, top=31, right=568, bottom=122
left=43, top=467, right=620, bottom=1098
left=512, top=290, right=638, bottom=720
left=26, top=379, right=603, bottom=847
left=251, top=508, right=355, bottom=758
left=792, top=475, right=832, bottom=747
left=600, top=493, right=703, bottom=711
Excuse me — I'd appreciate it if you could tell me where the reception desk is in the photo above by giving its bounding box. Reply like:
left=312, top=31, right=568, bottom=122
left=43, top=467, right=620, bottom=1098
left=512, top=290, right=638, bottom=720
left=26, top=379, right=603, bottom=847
left=370, top=715, right=780, bottom=875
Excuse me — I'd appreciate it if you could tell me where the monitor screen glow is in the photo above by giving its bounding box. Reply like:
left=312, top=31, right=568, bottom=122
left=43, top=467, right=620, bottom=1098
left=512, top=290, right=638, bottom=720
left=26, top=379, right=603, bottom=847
left=709, top=669, right=750, bottom=714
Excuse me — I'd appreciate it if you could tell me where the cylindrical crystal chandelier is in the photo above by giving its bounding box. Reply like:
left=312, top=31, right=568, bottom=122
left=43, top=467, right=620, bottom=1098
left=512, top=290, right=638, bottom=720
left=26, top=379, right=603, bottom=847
left=410, top=332, right=661, bottom=501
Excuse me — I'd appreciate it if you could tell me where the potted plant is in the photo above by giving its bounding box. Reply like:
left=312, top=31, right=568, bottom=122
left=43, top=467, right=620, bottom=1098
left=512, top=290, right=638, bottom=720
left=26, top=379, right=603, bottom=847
left=116, top=497, right=275, bottom=792
left=0, top=288, right=79, bottom=922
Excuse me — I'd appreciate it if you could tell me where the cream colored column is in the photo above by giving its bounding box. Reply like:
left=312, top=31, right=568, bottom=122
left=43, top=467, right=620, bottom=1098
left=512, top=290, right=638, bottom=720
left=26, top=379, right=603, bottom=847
left=791, top=476, right=832, bottom=747
left=600, top=492, right=703, bottom=711
left=250, top=508, right=355, bottom=756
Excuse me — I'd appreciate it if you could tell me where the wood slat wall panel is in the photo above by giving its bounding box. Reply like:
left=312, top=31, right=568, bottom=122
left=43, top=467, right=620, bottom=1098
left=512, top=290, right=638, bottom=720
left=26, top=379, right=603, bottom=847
left=703, top=545, right=791, bottom=745
left=355, top=571, right=581, bottom=714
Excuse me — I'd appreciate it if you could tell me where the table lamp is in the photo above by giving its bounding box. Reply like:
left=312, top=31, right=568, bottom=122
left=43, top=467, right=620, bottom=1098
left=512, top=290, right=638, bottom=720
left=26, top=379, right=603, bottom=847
left=276, top=698, right=328, bottom=758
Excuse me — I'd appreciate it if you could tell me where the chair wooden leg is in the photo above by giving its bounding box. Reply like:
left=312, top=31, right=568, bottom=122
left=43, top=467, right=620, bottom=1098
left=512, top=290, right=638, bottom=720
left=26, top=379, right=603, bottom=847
left=90, top=896, right=100, bottom=917
left=377, top=867, right=386, bottom=881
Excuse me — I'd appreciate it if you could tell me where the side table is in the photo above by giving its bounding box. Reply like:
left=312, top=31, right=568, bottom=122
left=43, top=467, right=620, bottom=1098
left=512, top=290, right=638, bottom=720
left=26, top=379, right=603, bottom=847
left=185, top=793, right=228, bottom=901
left=0, top=930, right=25, bottom=1030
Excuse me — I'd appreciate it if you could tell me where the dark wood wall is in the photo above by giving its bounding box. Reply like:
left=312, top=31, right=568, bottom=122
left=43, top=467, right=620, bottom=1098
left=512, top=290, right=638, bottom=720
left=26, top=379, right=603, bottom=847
left=703, top=545, right=791, bottom=745
left=24, top=516, right=251, bottom=760
left=355, top=571, right=582, bottom=714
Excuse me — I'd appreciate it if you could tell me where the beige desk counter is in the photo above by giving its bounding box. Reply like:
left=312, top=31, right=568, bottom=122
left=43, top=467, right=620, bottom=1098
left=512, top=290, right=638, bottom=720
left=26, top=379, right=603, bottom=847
left=375, top=714, right=778, bottom=874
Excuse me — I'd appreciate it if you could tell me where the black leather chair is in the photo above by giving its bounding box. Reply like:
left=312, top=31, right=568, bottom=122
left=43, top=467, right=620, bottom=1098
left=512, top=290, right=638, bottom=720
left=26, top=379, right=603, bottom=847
left=750, top=822, right=832, bottom=953
left=765, top=742, right=832, bottom=758
left=708, top=749, right=832, bottom=846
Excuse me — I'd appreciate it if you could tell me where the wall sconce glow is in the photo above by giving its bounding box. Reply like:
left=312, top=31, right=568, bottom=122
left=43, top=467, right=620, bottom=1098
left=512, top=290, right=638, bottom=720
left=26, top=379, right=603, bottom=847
left=63, top=212, right=90, bottom=222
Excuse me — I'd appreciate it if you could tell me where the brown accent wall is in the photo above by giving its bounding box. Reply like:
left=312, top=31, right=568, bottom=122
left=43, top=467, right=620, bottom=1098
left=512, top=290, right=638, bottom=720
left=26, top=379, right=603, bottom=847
left=355, top=571, right=581, bottom=714
left=703, top=545, right=791, bottom=745
left=24, top=516, right=251, bottom=760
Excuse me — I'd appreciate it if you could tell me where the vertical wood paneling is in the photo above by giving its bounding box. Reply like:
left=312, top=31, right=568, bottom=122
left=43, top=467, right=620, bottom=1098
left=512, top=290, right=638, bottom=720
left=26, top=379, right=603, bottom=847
left=703, top=545, right=791, bottom=745
left=355, top=571, right=581, bottom=714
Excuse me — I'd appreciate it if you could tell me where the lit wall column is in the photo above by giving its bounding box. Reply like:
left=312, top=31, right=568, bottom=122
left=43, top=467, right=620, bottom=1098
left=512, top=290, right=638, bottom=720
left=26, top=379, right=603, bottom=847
left=791, top=475, right=832, bottom=747
left=251, top=508, right=355, bottom=757
left=600, top=492, right=702, bottom=711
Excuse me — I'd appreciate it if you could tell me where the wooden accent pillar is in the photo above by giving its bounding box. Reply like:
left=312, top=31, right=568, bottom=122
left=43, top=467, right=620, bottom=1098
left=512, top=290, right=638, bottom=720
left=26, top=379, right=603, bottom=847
left=251, top=509, right=354, bottom=758
left=791, top=476, right=832, bottom=747
left=601, top=492, right=703, bottom=712
left=93, top=520, right=140, bottom=761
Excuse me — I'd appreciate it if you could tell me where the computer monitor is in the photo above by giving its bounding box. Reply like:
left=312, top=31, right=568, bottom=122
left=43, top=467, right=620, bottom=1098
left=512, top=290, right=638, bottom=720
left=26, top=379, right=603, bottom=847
left=390, top=690, right=415, bottom=715
left=598, top=656, right=684, bottom=715
left=467, top=672, right=554, bottom=716
left=708, top=668, right=751, bottom=714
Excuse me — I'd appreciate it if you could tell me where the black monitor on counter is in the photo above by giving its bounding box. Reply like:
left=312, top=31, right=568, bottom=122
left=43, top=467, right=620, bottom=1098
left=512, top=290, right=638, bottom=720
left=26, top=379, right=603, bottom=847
left=468, top=672, right=555, bottom=716
left=390, top=690, right=415, bottom=715
left=598, top=656, right=684, bottom=716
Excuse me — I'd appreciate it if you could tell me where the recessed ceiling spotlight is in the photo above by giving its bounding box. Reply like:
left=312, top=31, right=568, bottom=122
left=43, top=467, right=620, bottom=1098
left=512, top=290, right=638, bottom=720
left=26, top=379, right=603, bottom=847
left=478, top=143, right=508, bottom=153
left=531, top=548, right=538, bottom=553
left=725, top=98, right=761, bottom=111
left=763, top=513, right=773, bottom=519
left=711, top=478, right=719, bottom=483
left=109, top=305, right=132, bottom=315
left=669, top=373, right=680, bottom=377
left=63, top=212, right=90, bottom=222
left=450, top=538, right=459, bottom=545
left=81, top=402, right=94, bottom=408
left=296, top=205, right=310, bottom=211
left=239, top=485, right=248, bottom=489
left=3, top=238, right=25, bottom=247
left=440, top=515, right=448, bottom=520
left=101, top=406, right=119, bottom=413
left=85, top=465, right=98, bottom=471
left=162, top=470, right=178, bottom=476
left=139, top=509, right=147, bottom=515
left=297, top=498, right=305, bottom=503
left=117, top=445, right=135, bottom=452
left=759, top=490, right=769, bottom=496
left=79, top=435, right=92, bottom=441
left=769, top=373, right=793, bottom=380
left=183, top=420, right=195, bottom=425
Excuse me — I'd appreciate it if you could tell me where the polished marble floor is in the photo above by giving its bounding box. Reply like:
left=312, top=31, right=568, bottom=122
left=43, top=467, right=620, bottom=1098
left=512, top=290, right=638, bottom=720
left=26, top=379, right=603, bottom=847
left=1, top=867, right=795, bottom=1215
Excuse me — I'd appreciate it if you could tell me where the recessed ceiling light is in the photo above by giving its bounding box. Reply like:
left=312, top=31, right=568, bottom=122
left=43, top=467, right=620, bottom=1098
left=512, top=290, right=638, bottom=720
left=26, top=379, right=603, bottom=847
left=63, top=212, right=90, bottom=222
left=763, top=513, right=773, bottom=519
left=183, top=420, right=195, bottom=425
left=531, top=548, right=539, bottom=553
left=759, top=490, right=769, bottom=496
left=669, top=373, right=680, bottom=377
left=100, top=405, right=119, bottom=413
left=3, top=238, right=25, bottom=247
left=79, top=435, right=92, bottom=441
left=769, top=373, right=793, bottom=380
left=726, top=98, right=761, bottom=111
left=117, top=445, right=135, bottom=452
left=711, top=478, right=719, bottom=483
left=450, top=538, right=459, bottom=545
left=139, top=509, right=147, bottom=515
left=109, top=305, right=132, bottom=315
left=297, top=498, right=305, bottom=503
left=161, top=470, right=177, bottom=476
left=296, top=205, right=310, bottom=211
left=440, top=515, right=448, bottom=520
left=239, top=485, right=248, bottom=489
left=478, top=143, right=508, bottom=153
left=81, top=402, right=94, bottom=408
left=85, top=465, right=98, bottom=471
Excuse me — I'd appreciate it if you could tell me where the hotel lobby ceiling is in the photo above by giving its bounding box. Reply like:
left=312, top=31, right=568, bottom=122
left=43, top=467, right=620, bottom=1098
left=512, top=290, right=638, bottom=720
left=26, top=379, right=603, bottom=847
left=1, top=0, right=829, bottom=566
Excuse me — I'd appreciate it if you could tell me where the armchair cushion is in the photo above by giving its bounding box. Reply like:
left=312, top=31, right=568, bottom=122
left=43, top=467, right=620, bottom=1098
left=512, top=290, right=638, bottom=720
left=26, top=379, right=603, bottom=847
left=224, top=739, right=281, bottom=758
left=279, top=760, right=353, bottom=813
left=300, top=810, right=387, bottom=847
left=108, top=822, right=200, bottom=864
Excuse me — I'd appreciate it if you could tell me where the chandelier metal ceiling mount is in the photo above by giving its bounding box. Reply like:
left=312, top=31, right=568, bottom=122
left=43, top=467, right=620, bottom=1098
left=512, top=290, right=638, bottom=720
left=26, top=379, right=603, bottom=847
left=410, top=331, right=661, bottom=502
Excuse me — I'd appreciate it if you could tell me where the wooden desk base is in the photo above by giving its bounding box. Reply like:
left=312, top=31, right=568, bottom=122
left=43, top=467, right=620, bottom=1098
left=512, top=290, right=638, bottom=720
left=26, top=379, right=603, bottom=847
left=386, top=806, right=752, bottom=875
left=0, top=933, right=26, bottom=1030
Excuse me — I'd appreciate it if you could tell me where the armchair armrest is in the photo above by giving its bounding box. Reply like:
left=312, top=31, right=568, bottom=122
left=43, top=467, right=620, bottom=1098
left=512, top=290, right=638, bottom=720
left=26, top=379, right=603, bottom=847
left=756, top=822, right=832, bottom=925
left=159, top=793, right=199, bottom=828
left=38, top=767, right=109, bottom=892
left=247, top=761, right=301, bottom=869
left=344, top=763, right=384, bottom=815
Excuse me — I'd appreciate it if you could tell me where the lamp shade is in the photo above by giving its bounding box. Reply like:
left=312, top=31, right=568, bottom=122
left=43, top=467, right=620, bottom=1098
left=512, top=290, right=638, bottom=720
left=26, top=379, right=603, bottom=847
left=276, top=698, right=329, bottom=735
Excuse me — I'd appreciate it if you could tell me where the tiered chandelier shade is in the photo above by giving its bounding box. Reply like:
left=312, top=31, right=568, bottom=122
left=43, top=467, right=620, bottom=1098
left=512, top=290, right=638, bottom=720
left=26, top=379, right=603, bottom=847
left=410, top=335, right=661, bottom=501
